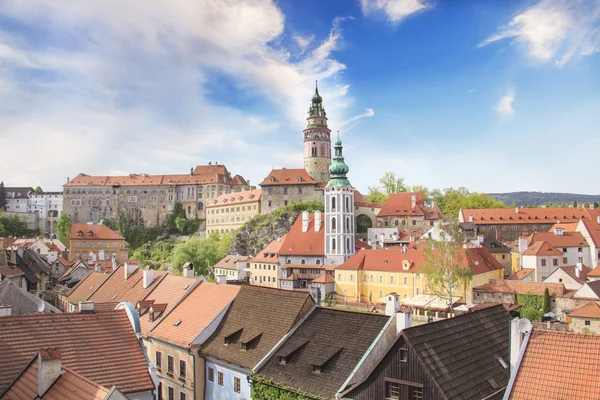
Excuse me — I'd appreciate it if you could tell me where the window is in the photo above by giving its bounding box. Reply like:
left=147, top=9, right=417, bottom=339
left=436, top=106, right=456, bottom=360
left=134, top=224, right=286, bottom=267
left=167, top=355, right=174, bottom=375
left=585, top=320, right=591, bottom=326
left=338, top=273, right=341, bottom=280
left=390, top=276, right=394, bottom=284
left=208, top=367, right=214, bottom=382
left=553, top=258, right=558, bottom=266
left=379, top=275, right=383, bottom=283
left=156, top=351, right=162, bottom=369
left=501, top=254, right=507, bottom=260
left=218, top=371, right=224, bottom=386
left=579, top=257, right=584, bottom=263
left=350, top=274, right=354, bottom=282
left=331, top=197, right=336, bottom=210
left=234, top=377, right=241, bottom=393
left=332, top=217, right=337, bottom=230
left=400, top=348, right=408, bottom=362
left=563, top=257, right=568, bottom=264
left=180, top=393, right=187, bottom=400
left=541, top=259, right=547, bottom=267
left=179, top=360, right=186, bottom=379
left=168, top=387, right=174, bottom=400
left=386, top=382, right=400, bottom=399
left=579, top=247, right=583, bottom=253
left=404, top=277, right=407, bottom=285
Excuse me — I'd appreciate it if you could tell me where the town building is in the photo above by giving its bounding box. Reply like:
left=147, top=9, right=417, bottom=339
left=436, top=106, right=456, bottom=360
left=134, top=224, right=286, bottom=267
left=259, top=168, right=322, bottom=214
left=504, top=329, right=600, bottom=400
left=2, top=187, right=63, bottom=234
left=146, top=280, right=240, bottom=400
left=206, top=188, right=261, bottom=234
left=542, top=264, right=589, bottom=290
left=525, top=227, right=592, bottom=267
left=0, top=305, right=156, bottom=399
left=376, top=192, right=443, bottom=236
left=6, top=247, right=53, bottom=294
left=3, top=186, right=34, bottom=212
left=63, top=164, right=250, bottom=227
left=303, top=82, right=331, bottom=185
left=200, top=286, right=314, bottom=400
left=507, top=268, right=534, bottom=282
left=573, top=279, right=600, bottom=299
left=69, top=223, right=128, bottom=263
left=577, top=217, right=600, bottom=268
left=0, top=279, right=60, bottom=315
left=458, top=206, right=600, bottom=241
left=63, top=271, right=109, bottom=312
left=568, top=301, right=600, bottom=334
left=213, top=255, right=252, bottom=282
left=253, top=307, right=389, bottom=399
left=249, top=235, right=286, bottom=288
left=342, top=305, right=511, bottom=400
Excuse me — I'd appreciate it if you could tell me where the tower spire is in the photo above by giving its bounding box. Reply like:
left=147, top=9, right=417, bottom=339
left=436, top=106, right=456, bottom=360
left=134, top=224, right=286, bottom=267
left=327, top=133, right=351, bottom=188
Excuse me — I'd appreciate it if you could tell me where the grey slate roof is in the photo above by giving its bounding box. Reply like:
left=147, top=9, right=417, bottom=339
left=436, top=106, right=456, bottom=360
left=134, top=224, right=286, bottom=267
left=3, top=187, right=34, bottom=199
left=402, top=304, right=510, bottom=400
left=0, top=279, right=60, bottom=315
left=255, top=308, right=389, bottom=399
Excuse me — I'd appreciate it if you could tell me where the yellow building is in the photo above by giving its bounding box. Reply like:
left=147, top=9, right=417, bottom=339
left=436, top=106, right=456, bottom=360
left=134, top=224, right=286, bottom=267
left=249, top=235, right=286, bottom=288
left=206, top=188, right=261, bottom=235
left=335, top=245, right=504, bottom=307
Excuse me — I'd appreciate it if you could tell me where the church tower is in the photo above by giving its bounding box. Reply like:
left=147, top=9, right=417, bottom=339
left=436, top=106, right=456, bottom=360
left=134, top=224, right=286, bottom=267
left=303, top=81, right=331, bottom=184
left=324, top=134, right=355, bottom=265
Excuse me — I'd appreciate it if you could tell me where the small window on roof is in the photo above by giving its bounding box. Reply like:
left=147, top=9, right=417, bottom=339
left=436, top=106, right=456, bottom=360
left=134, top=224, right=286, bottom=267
left=111, top=294, right=117, bottom=300
left=497, top=357, right=508, bottom=369
left=183, top=285, right=190, bottom=290
left=174, top=320, right=182, bottom=326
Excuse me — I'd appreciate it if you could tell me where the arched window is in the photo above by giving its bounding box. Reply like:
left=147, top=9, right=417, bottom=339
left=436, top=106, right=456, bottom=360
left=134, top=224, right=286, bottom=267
left=346, top=197, right=350, bottom=212
left=301, top=259, right=306, bottom=265
left=347, top=238, right=351, bottom=251
left=321, top=144, right=327, bottom=157
left=197, top=202, right=204, bottom=211
left=316, top=259, right=321, bottom=265
left=332, top=217, right=337, bottom=230
left=332, top=238, right=336, bottom=252
left=287, top=259, right=292, bottom=264
left=346, top=217, right=350, bottom=231
left=187, top=206, right=191, bottom=215
left=312, top=144, right=317, bottom=157
left=331, top=197, right=336, bottom=211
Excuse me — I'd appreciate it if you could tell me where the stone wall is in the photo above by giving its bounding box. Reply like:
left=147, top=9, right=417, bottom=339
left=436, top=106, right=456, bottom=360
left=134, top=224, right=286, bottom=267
left=260, top=184, right=322, bottom=214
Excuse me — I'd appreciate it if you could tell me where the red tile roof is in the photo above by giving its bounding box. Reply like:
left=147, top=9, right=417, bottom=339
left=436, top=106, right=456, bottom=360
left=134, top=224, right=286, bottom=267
left=460, top=207, right=600, bottom=225
left=148, top=281, right=240, bottom=348
left=377, top=192, right=443, bottom=220
left=588, top=264, right=600, bottom=277
left=507, top=269, right=534, bottom=281
left=259, top=168, right=317, bottom=186
left=581, top=218, right=600, bottom=248
left=86, top=266, right=166, bottom=305
left=522, top=241, right=562, bottom=256
left=279, top=214, right=324, bottom=256
left=353, top=190, right=382, bottom=208
left=474, top=279, right=567, bottom=297
left=207, top=188, right=261, bottom=208
left=65, top=272, right=110, bottom=305
left=554, top=265, right=590, bottom=285
left=510, top=329, right=600, bottom=400
left=0, top=310, right=154, bottom=395
left=214, top=255, right=252, bottom=271
left=312, top=274, right=335, bottom=283
left=250, top=235, right=286, bottom=263
left=527, top=230, right=588, bottom=248
left=570, top=301, right=600, bottom=319
left=69, top=224, right=124, bottom=240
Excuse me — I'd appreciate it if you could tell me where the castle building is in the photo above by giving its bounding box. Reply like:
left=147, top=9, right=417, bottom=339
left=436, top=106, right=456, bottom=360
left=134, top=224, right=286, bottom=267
left=63, top=164, right=250, bottom=227
left=303, top=82, right=331, bottom=184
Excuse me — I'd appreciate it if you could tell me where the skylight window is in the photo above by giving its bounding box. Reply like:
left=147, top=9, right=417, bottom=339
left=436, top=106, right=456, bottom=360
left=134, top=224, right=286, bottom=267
left=174, top=320, right=182, bottom=326
left=112, top=295, right=117, bottom=300
left=497, top=357, right=508, bottom=369
left=183, top=285, right=190, bottom=290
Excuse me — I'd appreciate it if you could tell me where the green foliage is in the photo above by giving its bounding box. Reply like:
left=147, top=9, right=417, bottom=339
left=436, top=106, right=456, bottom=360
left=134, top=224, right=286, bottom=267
left=516, top=293, right=544, bottom=321
left=103, top=213, right=163, bottom=251
left=542, top=288, right=551, bottom=314
left=365, top=187, right=388, bottom=204
left=432, top=187, right=506, bottom=217
left=488, top=192, right=600, bottom=207
left=56, top=213, right=72, bottom=245
left=324, top=291, right=338, bottom=307
left=0, top=214, right=32, bottom=237
left=175, top=217, right=201, bottom=235
left=379, top=172, right=408, bottom=195
left=130, top=241, right=176, bottom=270
left=0, top=182, right=5, bottom=210
left=171, top=232, right=233, bottom=278
left=228, top=201, right=324, bottom=256
left=34, top=186, right=43, bottom=193
left=165, top=203, right=187, bottom=233
left=252, top=377, right=323, bottom=400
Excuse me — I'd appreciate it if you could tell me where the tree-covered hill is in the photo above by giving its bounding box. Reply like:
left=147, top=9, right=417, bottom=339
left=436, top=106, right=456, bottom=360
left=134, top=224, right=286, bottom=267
left=488, top=192, right=600, bottom=207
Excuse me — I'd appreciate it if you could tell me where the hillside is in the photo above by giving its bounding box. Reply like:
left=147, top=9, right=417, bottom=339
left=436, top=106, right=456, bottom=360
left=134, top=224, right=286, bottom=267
left=488, top=192, right=600, bottom=207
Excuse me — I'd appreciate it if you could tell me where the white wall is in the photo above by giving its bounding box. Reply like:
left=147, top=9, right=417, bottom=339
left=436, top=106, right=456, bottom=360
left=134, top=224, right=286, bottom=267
left=204, top=359, right=250, bottom=400
left=543, top=269, right=584, bottom=290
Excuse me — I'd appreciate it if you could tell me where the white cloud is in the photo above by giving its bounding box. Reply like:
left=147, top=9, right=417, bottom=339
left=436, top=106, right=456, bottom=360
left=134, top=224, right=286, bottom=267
left=338, top=108, right=375, bottom=128
left=480, top=0, right=600, bottom=66
left=360, top=0, right=430, bottom=23
left=0, top=0, right=365, bottom=189
left=495, top=89, right=516, bottom=118
left=293, top=34, right=314, bottom=52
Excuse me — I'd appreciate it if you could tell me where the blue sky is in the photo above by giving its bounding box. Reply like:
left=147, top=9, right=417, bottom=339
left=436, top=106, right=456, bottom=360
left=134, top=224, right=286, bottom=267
left=1, top=0, right=599, bottom=194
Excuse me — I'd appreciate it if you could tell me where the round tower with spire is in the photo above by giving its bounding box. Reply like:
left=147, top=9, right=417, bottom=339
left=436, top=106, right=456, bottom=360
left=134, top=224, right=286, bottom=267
left=303, top=81, right=331, bottom=184
left=324, top=133, right=355, bottom=265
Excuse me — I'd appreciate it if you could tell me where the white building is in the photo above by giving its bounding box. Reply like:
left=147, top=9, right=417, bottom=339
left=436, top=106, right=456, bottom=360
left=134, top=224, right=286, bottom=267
left=3, top=187, right=63, bottom=235
left=543, top=264, right=590, bottom=290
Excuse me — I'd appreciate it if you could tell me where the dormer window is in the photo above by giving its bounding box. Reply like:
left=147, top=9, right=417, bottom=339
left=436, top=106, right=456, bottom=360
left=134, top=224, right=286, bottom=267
left=87, top=230, right=93, bottom=236
left=270, top=176, right=275, bottom=183
left=174, top=319, right=182, bottom=326
left=279, top=356, right=287, bottom=365
left=77, top=231, right=83, bottom=237
left=402, top=260, right=410, bottom=270
left=312, top=365, right=323, bottom=374
left=296, top=176, right=301, bottom=182
left=241, top=343, right=248, bottom=351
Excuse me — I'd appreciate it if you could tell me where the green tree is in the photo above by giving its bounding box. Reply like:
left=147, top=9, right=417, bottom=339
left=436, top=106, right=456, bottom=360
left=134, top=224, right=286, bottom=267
left=421, top=237, right=473, bottom=311
left=34, top=186, right=43, bottom=193
left=365, top=187, right=388, bottom=204
left=171, top=232, right=232, bottom=278
left=379, top=172, right=408, bottom=195
left=542, top=287, right=551, bottom=314
left=410, top=185, right=430, bottom=199
left=56, top=213, right=72, bottom=245
left=0, top=181, right=6, bottom=210
left=166, top=203, right=187, bottom=233
left=432, top=187, right=506, bottom=217
left=0, top=215, right=31, bottom=237
left=131, top=241, right=175, bottom=270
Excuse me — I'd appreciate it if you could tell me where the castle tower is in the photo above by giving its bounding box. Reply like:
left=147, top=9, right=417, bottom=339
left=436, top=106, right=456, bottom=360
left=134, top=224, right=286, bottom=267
left=324, top=134, right=355, bottom=265
left=303, top=81, right=331, bottom=184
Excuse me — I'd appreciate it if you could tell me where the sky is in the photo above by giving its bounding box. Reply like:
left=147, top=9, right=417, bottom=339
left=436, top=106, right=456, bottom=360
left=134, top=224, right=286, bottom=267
left=1, top=0, right=599, bottom=194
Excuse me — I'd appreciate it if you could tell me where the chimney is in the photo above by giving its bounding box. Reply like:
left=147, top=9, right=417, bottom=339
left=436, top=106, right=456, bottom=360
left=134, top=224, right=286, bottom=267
left=95, top=265, right=101, bottom=273
left=510, top=318, right=531, bottom=372
left=515, top=207, right=519, bottom=214
left=385, top=293, right=400, bottom=316
left=124, top=262, right=138, bottom=280
left=143, top=267, right=154, bottom=289
left=66, top=177, right=70, bottom=183
left=314, top=210, right=322, bottom=232
left=0, top=305, right=11, bottom=317
left=78, top=301, right=94, bottom=313
left=396, top=311, right=412, bottom=336
left=216, top=275, right=227, bottom=284
left=302, top=211, right=309, bottom=233
left=38, top=348, right=61, bottom=397
left=597, top=215, right=600, bottom=224
left=518, top=236, right=528, bottom=254
left=577, top=262, right=583, bottom=271
left=468, top=215, right=473, bottom=223
left=576, top=268, right=581, bottom=278
left=183, top=263, right=195, bottom=278
left=411, top=194, right=416, bottom=208
left=111, top=254, right=117, bottom=271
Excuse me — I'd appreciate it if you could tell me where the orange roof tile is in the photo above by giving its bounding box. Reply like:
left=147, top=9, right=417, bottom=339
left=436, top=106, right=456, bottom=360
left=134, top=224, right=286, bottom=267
left=70, top=224, right=124, bottom=241
left=87, top=266, right=166, bottom=306
left=0, top=310, right=154, bottom=395
left=522, top=241, right=562, bottom=256
left=279, top=214, right=324, bottom=256
left=581, top=218, right=600, bottom=248
left=214, top=255, right=252, bottom=270
left=259, top=168, right=317, bottom=186
left=312, top=274, right=335, bottom=283
left=250, top=235, right=287, bottom=263
left=510, top=329, right=600, bottom=400
left=588, top=264, right=600, bottom=277
left=353, top=190, right=383, bottom=208
left=137, top=274, right=196, bottom=336
left=461, top=207, right=600, bottom=225
left=507, top=269, right=534, bottom=281
left=527, top=230, right=588, bottom=248
left=570, top=301, right=600, bottom=319
left=44, top=367, right=111, bottom=400
left=207, top=188, right=261, bottom=208
left=554, top=265, right=590, bottom=285
left=149, top=281, right=240, bottom=348
left=65, top=272, right=110, bottom=305
left=377, top=192, right=443, bottom=220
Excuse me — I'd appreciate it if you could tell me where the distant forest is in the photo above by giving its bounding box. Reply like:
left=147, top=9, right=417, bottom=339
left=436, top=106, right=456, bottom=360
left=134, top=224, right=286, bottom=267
left=488, top=192, right=600, bottom=207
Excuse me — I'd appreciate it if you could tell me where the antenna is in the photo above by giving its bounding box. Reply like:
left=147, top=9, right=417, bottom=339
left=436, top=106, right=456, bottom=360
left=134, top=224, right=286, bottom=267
left=517, top=318, right=532, bottom=334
